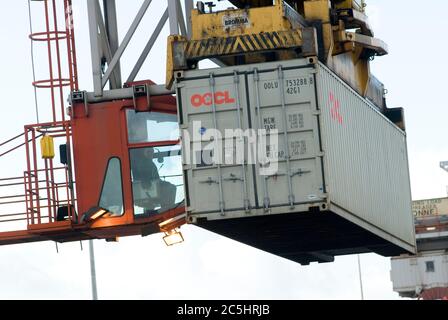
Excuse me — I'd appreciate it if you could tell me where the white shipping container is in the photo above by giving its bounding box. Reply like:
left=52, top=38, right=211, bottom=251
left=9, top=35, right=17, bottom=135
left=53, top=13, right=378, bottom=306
left=176, top=57, right=416, bottom=264
left=391, top=251, right=448, bottom=298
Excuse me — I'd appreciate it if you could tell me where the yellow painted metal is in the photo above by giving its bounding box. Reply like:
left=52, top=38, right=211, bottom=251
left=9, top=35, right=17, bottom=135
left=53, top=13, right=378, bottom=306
left=166, top=35, right=176, bottom=89
left=333, top=0, right=353, bottom=9
left=300, top=0, right=382, bottom=97
left=328, top=51, right=370, bottom=96
left=191, top=2, right=293, bottom=40
left=187, top=30, right=305, bottom=58
left=345, top=32, right=388, bottom=56
left=166, top=1, right=317, bottom=88
left=40, top=135, right=55, bottom=160
left=166, top=0, right=388, bottom=103
left=330, top=27, right=387, bottom=95
left=303, top=0, right=333, bottom=58
left=303, top=0, right=330, bottom=21
left=334, top=0, right=364, bottom=12
left=166, top=29, right=312, bottom=88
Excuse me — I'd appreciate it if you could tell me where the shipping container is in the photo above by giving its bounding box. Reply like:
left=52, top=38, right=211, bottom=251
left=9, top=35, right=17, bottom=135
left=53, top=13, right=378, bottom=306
left=176, top=57, right=416, bottom=264
left=391, top=251, right=448, bottom=299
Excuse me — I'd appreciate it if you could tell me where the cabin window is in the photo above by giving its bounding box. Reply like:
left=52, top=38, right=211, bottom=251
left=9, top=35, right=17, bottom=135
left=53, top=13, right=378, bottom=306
left=425, top=261, right=435, bottom=273
left=99, top=157, right=124, bottom=216
left=127, top=110, right=179, bottom=143
left=130, top=145, right=184, bottom=217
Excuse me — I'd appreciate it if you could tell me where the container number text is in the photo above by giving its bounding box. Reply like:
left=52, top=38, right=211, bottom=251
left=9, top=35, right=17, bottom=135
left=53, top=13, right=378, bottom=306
left=285, top=77, right=312, bottom=95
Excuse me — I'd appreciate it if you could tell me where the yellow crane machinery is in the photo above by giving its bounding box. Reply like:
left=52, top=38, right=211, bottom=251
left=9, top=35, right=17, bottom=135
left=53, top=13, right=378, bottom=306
left=167, top=0, right=401, bottom=126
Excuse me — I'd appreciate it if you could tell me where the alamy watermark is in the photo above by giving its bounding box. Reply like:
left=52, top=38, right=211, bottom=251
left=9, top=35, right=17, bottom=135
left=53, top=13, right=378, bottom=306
left=181, top=121, right=280, bottom=176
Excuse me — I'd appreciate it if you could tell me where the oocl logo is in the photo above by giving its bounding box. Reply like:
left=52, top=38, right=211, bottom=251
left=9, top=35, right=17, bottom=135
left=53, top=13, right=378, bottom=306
left=191, top=91, right=235, bottom=108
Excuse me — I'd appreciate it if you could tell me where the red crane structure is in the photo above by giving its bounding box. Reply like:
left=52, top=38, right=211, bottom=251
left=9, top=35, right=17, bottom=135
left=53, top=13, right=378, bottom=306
left=0, top=0, right=189, bottom=245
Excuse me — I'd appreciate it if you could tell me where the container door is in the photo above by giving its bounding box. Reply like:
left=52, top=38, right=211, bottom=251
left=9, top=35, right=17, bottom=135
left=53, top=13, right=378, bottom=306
left=179, top=73, right=255, bottom=215
left=246, top=64, right=325, bottom=210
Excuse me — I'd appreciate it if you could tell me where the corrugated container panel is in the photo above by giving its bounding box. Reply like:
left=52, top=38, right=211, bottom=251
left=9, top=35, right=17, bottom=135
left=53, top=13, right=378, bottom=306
left=316, top=62, right=415, bottom=246
left=177, top=57, right=415, bottom=263
left=391, top=251, right=448, bottom=297
left=179, top=73, right=258, bottom=215
left=245, top=64, right=325, bottom=210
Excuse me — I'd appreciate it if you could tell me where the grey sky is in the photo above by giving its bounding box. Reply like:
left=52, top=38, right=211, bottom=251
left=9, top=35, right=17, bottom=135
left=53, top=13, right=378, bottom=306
left=0, top=0, right=447, bottom=299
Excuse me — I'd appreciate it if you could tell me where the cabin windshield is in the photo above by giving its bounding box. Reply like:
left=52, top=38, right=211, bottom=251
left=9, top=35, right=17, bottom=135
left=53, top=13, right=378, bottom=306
left=127, top=110, right=179, bottom=143
left=126, top=110, right=183, bottom=217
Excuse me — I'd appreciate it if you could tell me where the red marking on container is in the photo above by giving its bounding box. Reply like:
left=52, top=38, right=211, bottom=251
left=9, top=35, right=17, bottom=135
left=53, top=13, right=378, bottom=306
left=191, top=91, right=235, bottom=108
left=329, top=92, right=343, bottom=125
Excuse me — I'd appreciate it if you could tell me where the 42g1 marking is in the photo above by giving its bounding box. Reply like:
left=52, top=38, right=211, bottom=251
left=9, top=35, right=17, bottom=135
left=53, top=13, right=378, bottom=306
left=285, top=77, right=313, bottom=95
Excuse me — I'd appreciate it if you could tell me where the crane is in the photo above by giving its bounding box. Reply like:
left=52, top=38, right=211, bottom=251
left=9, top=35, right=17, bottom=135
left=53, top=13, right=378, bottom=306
left=0, top=0, right=415, bottom=266
left=0, top=0, right=187, bottom=246
left=167, top=0, right=396, bottom=118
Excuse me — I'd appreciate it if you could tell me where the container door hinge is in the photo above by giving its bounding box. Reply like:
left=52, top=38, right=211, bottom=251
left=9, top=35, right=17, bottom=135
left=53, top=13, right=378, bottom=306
left=291, top=168, right=312, bottom=177
left=266, top=172, right=287, bottom=180
left=199, top=177, right=219, bottom=185
left=223, top=173, right=243, bottom=183
left=223, top=174, right=251, bottom=212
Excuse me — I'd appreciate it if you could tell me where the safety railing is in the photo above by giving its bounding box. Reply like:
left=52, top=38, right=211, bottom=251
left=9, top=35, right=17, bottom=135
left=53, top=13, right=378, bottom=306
left=0, top=132, right=36, bottom=231
left=0, top=176, right=28, bottom=226
left=24, top=167, right=75, bottom=225
left=29, top=0, right=78, bottom=123
left=0, top=173, right=74, bottom=226
left=0, top=122, right=76, bottom=232
left=24, top=122, right=76, bottom=225
left=0, top=0, right=80, bottom=235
